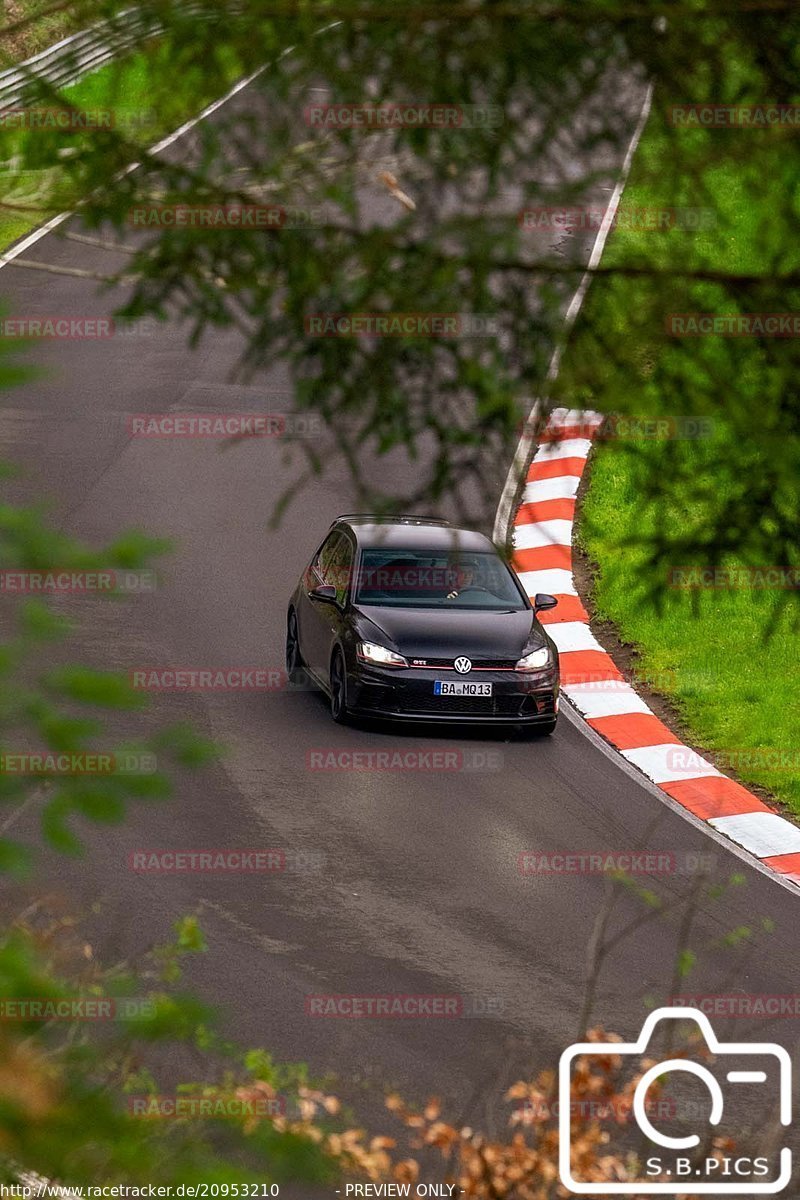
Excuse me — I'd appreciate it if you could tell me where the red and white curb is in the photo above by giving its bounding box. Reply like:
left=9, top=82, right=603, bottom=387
left=510, top=406, right=800, bottom=893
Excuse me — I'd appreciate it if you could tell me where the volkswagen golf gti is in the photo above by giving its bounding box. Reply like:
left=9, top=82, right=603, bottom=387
left=285, top=515, right=560, bottom=731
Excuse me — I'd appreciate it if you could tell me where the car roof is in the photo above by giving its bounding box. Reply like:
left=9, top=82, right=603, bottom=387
left=332, top=515, right=497, bottom=553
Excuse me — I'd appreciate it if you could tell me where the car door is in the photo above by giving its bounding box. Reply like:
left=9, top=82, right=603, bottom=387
left=314, top=532, right=355, bottom=687
left=297, top=531, right=346, bottom=679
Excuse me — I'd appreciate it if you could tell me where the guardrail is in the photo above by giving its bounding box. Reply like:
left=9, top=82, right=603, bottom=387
left=0, top=7, right=162, bottom=112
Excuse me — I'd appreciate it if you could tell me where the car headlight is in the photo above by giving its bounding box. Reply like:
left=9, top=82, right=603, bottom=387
left=356, top=641, right=408, bottom=669
left=514, top=645, right=552, bottom=672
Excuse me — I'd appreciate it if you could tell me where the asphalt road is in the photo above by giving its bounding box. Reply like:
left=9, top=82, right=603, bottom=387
left=0, top=59, right=798, bottom=1187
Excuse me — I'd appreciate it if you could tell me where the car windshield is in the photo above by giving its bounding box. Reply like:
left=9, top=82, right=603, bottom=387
left=354, top=549, right=528, bottom=610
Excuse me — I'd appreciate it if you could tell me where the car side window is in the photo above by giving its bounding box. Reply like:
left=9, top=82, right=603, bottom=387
left=312, top=533, right=344, bottom=585
left=328, top=535, right=354, bottom=606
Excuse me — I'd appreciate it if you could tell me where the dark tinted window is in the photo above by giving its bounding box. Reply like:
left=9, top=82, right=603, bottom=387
left=328, top=535, right=354, bottom=605
left=313, top=533, right=344, bottom=584
left=354, top=549, right=527, bottom=610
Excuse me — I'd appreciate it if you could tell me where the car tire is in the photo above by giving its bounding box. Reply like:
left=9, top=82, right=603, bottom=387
left=538, top=718, right=557, bottom=736
left=329, top=648, right=350, bottom=725
left=285, top=609, right=306, bottom=685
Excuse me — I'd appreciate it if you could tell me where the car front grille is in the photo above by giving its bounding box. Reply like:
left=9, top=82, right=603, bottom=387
left=399, top=693, right=528, bottom=717
left=408, top=658, right=517, bottom=671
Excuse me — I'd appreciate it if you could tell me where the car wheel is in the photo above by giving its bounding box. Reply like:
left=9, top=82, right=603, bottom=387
left=285, top=609, right=305, bottom=685
left=538, top=718, right=557, bottom=736
left=329, top=648, right=350, bottom=725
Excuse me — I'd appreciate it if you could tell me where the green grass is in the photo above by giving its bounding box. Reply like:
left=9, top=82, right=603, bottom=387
left=0, top=0, right=87, bottom=66
left=571, top=112, right=800, bottom=815
left=580, top=440, right=800, bottom=814
left=0, top=39, right=244, bottom=249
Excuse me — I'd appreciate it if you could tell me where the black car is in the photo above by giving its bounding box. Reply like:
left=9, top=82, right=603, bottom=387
left=285, top=515, right=560, bottom=731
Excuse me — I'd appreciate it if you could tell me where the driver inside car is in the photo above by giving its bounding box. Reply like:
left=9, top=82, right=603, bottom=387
left=445, top=558, right=479, bottom=599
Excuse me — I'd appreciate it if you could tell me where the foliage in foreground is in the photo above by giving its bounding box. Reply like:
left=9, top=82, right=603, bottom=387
left=0, top=0, right=797, bottom=571
left=0, top=1, right=795, bottom=1192
left=0, top=904, right=722, bottom=1197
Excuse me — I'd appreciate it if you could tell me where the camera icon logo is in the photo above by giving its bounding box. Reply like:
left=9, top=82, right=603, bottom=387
left=558, top=1006, right=792, bottom=1194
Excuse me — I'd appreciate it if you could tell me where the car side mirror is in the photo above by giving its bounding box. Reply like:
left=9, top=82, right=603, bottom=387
left=310, top=584, right=338, bottom=604
left=534, top=592, right=558, bottom=612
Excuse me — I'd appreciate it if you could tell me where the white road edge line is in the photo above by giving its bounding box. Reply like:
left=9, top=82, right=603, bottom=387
left=492, top=82, right=800, bottom=895
left=493, top=80, right=654, bottom=547
left=0, top=24, right=342, bottom=273
left=9, top=51, right=795, bottom=893
left=560, top=701, right=800, bottom=897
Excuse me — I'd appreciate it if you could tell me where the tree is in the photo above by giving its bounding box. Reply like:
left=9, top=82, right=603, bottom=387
left=0, top=2, right=796, bottom=1190
left=1, top=0, right=797, bottom=580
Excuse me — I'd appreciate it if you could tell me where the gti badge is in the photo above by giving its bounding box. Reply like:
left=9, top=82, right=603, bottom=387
left=454, top=656, right=472, bottom=674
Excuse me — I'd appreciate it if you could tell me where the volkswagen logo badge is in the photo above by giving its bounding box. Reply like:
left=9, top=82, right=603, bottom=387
left=454, top=656, right=472, bottom=674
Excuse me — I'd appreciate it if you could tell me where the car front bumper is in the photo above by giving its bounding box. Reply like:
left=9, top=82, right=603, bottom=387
left=347, top=663, right=559, bottom=724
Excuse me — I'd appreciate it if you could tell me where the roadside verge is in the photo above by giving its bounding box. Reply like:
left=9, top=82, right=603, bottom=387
left=511, top=407, right=800, bottom=893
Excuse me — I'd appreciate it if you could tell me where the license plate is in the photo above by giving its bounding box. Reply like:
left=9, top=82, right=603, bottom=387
left=433, top=680, right=493, bottom=697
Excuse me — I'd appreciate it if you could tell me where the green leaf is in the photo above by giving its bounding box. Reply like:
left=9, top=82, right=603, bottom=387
left=36, top=713, right=100, bottom=751
left=19, top=599, right=71, bottom=642
left=676, top=949, right=697, bottom=978
left=174, top=916, right=208, bottom=954
left=45, top=668, right=147, bottom=710
left=41, top=800, right=83, bottom=856
left=70, top=789, right=127, bottom=823
left=153, top=725, right=219, bottom=768
left=0, top=840, right=32, bottom=878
